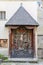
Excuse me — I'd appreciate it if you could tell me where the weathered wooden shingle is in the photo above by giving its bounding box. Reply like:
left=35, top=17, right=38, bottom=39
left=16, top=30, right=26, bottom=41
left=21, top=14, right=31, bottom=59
left=5, top=6, right=39, bottom=26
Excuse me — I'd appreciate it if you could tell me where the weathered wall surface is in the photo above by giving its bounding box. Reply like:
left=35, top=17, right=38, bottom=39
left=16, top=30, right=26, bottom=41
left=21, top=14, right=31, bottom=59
left=37, top=2, right=43, bottom=58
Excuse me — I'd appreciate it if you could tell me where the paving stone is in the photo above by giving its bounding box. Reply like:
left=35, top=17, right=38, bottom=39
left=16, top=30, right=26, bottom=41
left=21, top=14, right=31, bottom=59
left=0, top=62, right=43, bottom=65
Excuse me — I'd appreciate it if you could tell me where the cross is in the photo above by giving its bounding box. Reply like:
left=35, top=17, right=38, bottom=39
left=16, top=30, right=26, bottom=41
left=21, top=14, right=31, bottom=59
left=21, top=3, right=23, bottom=6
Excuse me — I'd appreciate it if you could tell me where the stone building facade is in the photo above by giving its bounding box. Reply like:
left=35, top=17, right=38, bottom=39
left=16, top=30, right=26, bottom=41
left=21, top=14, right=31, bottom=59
left=0, top=0, right=43, bottom=61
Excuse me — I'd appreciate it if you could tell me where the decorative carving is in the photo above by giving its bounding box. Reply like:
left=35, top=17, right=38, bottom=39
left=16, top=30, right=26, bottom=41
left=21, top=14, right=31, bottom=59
left=12, top=27, right=32, bottom=50
left=10, top=26, right=34, bottom=58
left=0, top=39, right=8, bottom=48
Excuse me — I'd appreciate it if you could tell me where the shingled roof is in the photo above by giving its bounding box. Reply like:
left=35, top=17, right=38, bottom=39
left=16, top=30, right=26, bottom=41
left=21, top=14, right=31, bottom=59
left=5, top=6, right=39, bottom=27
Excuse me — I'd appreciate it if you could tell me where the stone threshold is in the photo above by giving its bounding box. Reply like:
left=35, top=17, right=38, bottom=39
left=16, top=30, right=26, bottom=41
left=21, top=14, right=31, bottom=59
left=0, top=58, right=38, bottom=63
left=3, top=58, right=38, bottom=63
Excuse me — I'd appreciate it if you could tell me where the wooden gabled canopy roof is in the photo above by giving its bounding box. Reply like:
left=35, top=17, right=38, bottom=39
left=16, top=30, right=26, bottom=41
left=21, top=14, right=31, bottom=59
left=5, top=5, right=39, bottom=27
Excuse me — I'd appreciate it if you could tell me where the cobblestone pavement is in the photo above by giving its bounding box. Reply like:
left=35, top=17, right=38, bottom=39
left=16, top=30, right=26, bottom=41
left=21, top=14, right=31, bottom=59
left=0, top=61, right=43, bottom=65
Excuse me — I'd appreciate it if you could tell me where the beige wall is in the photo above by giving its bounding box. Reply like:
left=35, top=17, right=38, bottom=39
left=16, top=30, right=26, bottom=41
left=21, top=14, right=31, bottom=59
left=0, top=0, right=37, bottom=1
left=37, top=4, right=43, bottom=34
left=37, top=1, right=43, bottom=49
